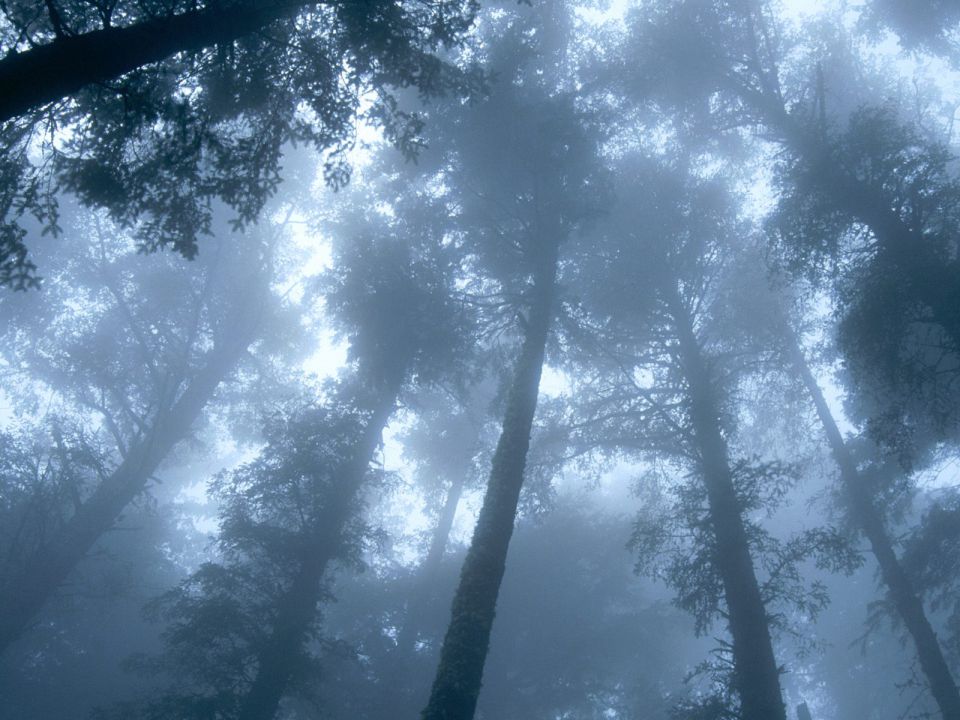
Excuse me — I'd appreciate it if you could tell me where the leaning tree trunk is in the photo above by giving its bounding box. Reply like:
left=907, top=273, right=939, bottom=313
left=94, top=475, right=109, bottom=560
left=786, top=332, right=960, bottom=720
left=667, top=289, right=787, bottom=720
left=0, top=298, right=259, bottom=656
left=0, top=1, right=313, bottom=123
left=235, top=377, right=402, bottom=720
left=421, top=246, right=558, bottom=720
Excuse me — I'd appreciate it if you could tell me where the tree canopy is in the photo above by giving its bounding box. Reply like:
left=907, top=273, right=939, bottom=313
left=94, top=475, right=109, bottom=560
left=3, top=2, right=960, bottom=720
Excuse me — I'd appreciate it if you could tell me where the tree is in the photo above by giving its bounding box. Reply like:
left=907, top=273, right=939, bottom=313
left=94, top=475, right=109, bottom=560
left=0, top=0, right=480, bottom=288
left=619, top=5, right=960, bottom=708
left=0, top=209, right=297, bottom=656
left=714, top=235, right=960, bottom=716
left=420, top=16, right=608, bottom=713
left=903, top=492, right=960, bottom=667
left=313, top=480, right=710, bottom=720
left=781, top=318, right=960, bottom=719
left=564, top=157, right=858, bottom=720
left=114, top=383, right=396, bottom=720
left=109, top=174, right=472, bottom=719
left=0, top=419, right=208, bottom=719
left=393, top=379, right=498, bottom=659
left=861, top=0, right=960, bottom=60
left=622, top=0, right=960, bottom=461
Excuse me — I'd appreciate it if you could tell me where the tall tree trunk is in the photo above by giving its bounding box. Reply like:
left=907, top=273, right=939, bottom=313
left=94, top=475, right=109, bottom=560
left=396, top=476, right=465, bottom=657
left=0, top=1, right=313, bottom=123
left=667, top=289, right=787, bottom=720
left=235, top=379, right=401, bottom=720
left=421, top=246, right=558, bottom=720
left=0, top=299, right=259, bottom=656
left=786, top=332, right=960, bottom=720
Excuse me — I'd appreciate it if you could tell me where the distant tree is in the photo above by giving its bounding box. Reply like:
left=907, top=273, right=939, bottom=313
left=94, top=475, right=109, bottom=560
left=903, top=492, right=960, bottom=665
left=0, top=421, right=205, bottom=719
left=774, top=316, right=960, bottom=720
left=108, top=178, right=472, bottom=719
left=0, top=0, right=481, bottom=287
left=0, top=211, right=297, bottom=656
left=475, top=500, right=708, bottom=719
left=104, top=384, right=394, bottom=720
left=393, top=379, right=498, bottom=658
left=861, top=0, right=960, bottom=59
left=316, top=489, right=709, bottom=720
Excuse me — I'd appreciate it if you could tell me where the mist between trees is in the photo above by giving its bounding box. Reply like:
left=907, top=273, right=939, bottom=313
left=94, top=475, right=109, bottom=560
left=1, top=1, right=960, bottom=719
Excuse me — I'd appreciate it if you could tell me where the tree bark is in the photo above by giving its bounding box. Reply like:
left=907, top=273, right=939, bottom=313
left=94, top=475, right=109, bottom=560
left=235, top=380, right=400, bottom=720
left=786, top=332, right=960, bottom=720
left=0, top=299, right=259, bottom=656
left=0, top=1, right=314, bottom=123
left=667, top=288, right=787, bottom=720
left=421, top=246, right=558, bottom=720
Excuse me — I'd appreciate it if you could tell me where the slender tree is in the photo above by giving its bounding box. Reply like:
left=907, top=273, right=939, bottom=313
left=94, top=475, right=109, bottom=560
left=232, top=378, right=402, bottom=720
left=420, top=21, right=607, bottom=710
left=111, top=178, right=472, bottom=719
left=0, top=215, right=293, bottom=655
left=564, top=158, right=857, bottom=719
left=233, top=216, right=470, bottom=720
left=782, top=324, right=960, bottom=719
left=394, top=381, right=496, bottom=658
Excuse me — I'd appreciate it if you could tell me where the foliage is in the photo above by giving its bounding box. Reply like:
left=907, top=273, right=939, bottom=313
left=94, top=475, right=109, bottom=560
left=631, top=460, right=861, bottom=637
left=100, top=395, right=379, bottom=719
left=861, top=0, right=960, bottom=58
left=0, top=0, right=482, bottom=286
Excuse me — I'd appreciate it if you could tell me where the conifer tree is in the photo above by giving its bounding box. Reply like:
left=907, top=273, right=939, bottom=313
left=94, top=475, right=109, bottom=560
left=565, top=158, right=858, bottom=720
left=110, top=175, right=471, bottom=720
left=420, top=13, right=608, bottom=713
left=0, top=213, right=294, bottom=656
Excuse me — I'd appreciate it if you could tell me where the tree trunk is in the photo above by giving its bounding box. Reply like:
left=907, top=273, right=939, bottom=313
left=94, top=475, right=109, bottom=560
left=786, top=332, right=960, bottom=720
left=421, top=246, right=558, bottom=720
left=0, top=1, right=313, bottom=123
left=235, top=380, right=400, bottom=720
left=396, top=476, right=465, bottom=657
left=667, top=288, right=787, bottom=720
left=0, top=299, right=258, bottom=656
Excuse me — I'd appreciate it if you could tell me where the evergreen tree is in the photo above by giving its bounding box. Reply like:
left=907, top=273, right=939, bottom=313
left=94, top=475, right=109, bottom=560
left=110, top=172, right=471, bottom=719
left=622, top=0, right=960, bottom=460
left=565, top=157, right=857, bottom=720
left=421, top=15, right=608, bottom=714
left=0, top=209, right=297, bottom=656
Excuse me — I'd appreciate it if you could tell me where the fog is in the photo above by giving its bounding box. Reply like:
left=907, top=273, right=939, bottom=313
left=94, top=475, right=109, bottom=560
left=1, top=1, right=959, bottom=719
